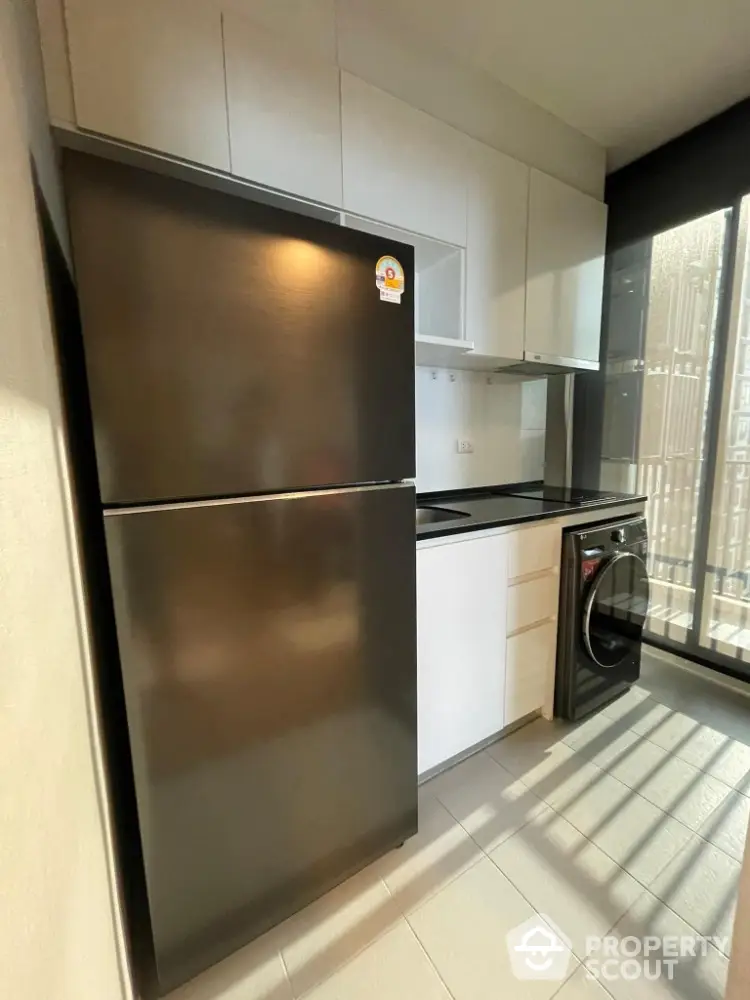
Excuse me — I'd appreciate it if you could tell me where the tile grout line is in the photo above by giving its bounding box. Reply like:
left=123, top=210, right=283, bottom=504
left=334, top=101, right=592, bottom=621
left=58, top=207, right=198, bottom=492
left=403, top=920, right=460, bottom=1000
left=485, top=715, right=746, bottom=871
left=565, top=723, right=749, bottom=854
left=582, top=722, right=739, bottom=795
left=476, top=729, right=731, bottom=944
left=277, top=940, right=295, bottom=998
left=525, top=792, right=736, bottom=955
left=385, top=880, right=460, bottom=1000
left=285, top=875, right=407, bottom=999
left=596, top=699, right=750, bottom=793
left=550, top=961, right=616, bottom=1000
left=481, top=796, right=733, bottom=974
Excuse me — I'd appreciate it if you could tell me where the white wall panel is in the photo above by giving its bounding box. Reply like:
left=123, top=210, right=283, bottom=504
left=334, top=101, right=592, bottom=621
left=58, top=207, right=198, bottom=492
left=1, top=2, right=128, bottom=999
left=415, top=368, right=546, bottom=492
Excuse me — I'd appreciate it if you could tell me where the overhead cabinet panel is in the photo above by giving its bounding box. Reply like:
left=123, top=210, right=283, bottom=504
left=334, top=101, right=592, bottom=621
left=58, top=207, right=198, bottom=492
left=64, top=0, right=231, bottom=170
left=465, top=138, right=529, bottom=360
left=224, top=11, right=343, bottom=205
left=341, top=72, right=467, bottom=247
left=525, top=169, right=607, bottom=368
left=221, top=0, right=337, bottom=61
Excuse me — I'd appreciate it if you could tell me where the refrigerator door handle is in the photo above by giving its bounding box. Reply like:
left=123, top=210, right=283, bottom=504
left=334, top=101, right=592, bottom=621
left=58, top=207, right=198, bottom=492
left=103, top=481, right=416, bottom=516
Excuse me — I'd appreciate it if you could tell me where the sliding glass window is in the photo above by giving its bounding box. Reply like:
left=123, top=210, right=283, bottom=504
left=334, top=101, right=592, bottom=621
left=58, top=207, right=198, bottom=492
left=702, top=197, right=750, bottom=665
left=598, top=204, right=750, bottom=675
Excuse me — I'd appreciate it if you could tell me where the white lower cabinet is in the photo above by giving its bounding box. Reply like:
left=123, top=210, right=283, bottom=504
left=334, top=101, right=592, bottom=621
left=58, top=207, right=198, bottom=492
left=417, top=532, right=508, bottom=775
left=505, top=620, right=557, bottom=726
left=417, top=520, right=562, bottom=774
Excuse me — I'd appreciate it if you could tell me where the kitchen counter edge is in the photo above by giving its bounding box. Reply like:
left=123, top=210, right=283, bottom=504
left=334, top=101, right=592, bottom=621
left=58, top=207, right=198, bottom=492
left=416, top=494, right=648, bottom=541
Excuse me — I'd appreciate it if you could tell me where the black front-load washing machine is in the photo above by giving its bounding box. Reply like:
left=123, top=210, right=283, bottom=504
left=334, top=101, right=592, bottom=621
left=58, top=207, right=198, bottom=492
left=555, top=516, right=650, bottom=721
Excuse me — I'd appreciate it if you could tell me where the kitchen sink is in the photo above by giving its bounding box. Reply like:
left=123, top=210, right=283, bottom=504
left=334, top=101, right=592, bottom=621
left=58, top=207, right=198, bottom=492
left=416, top=506, right=470, bottom=525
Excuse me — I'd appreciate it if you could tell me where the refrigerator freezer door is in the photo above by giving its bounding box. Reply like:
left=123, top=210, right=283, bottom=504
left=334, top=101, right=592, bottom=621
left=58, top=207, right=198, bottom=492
left=64, top=151, right=415, bottom=505
left=104, top=484, right=417, bottom=994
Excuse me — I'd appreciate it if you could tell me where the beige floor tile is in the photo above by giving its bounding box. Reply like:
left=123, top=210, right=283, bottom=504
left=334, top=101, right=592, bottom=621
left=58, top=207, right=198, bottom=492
left=409, top=857, right=578, bottom=1000
left=554, top=966, right=615, bottom=999
left=428, top=749, right=546, bottom=853
left=585, top=888, right=729, bottom=1000
left=648, top=838, right=740, bottom=952
left=169, top=925, right=292, bottom=1000
left=603, top=739, right=733, bottom=832
left=698, top=789, right=750, bottom=862
left=640, top=650, right=750, bottom=744
left=276, top=866, right=399, bottom=997
left=487, top=717, right=576, bottom=780
left=598, top=688, right=653, bottom=725
left=490, top=807, right=644, bottom=960
left=620, top=699, right=673, bottom=738
left=301, top=921, right=451, bottom=1000
left=633, top=711, right=750, bottom=786
left=555, top=770, right=695, bottom=887
left=375, top=788, right=483, bottom=913
left=563, top=712, right=630, bottom=751
left=565, top=721, right=644, bottom=772
left=490, top=732, right=606, bottom=812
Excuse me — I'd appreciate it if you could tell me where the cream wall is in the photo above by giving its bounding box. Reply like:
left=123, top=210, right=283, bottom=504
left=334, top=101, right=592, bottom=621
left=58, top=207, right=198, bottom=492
left=727, top=828, right=750, bottom=998
left=0, top=1, right=128, bottom=998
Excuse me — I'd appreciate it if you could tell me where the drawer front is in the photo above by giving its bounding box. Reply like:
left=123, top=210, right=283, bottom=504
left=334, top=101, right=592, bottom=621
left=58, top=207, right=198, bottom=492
left=505, top=619, right=557, bottom=726
left=508, top=523, right=561, bottom=580
left=507, top=573, right=559, bottom=635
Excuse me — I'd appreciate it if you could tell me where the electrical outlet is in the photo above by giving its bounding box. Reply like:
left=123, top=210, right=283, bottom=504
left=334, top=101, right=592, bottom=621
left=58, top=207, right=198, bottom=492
left=456, top=439, right=474, bottom=454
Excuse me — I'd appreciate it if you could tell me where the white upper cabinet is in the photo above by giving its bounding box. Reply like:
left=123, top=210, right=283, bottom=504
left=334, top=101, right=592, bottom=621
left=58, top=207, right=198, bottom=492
left=465, top=139, right=529, bottom=360
left=341, top=73, right=467, bottom=246
left=64, top=0, right=230, bottom=170
left=525, top=169, right=608, bottom=368
left=223, top=10, right=342, bottom=205
left=221, top=0, right=337, bottom=61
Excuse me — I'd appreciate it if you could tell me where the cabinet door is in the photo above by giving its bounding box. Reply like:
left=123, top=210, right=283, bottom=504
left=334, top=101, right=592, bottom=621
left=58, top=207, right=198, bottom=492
left=525, top=170, right=607, bottom=367
left=465, top=140, right=528, bottom=360
left=223, top=11, right=342, bottom=205
left=417, top=534, right=507, bottom=774
left=341, top=73, right=467, bottom=246
left=65, top=0, right=230, bottom=170
left=505, top=620, right=557, bottom=726
left=221, top=0, right=337, bottom=61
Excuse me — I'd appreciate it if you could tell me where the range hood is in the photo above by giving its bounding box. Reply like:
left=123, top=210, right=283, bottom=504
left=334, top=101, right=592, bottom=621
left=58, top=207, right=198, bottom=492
left=497, top=352, right=600, bottom=376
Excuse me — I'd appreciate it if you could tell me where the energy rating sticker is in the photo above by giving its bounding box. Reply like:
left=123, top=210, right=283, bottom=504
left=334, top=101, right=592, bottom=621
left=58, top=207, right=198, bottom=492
left=375, top=255, right=405, bottom=303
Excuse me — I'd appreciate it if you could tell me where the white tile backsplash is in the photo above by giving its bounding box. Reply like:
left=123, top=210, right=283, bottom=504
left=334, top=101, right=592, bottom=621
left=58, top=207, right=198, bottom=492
left=415, top=368, right=547, bottom=492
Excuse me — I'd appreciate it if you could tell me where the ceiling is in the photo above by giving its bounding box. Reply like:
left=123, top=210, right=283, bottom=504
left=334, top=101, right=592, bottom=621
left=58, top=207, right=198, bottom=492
left=396, top=0, right=750, bottom=170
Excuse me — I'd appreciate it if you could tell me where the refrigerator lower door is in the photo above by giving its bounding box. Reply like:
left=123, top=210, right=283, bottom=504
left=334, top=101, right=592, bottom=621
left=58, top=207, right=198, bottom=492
left=104, top=483, right=417, bottom=995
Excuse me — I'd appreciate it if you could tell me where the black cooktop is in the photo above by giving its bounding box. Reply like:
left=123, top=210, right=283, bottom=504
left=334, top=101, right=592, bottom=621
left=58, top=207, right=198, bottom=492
left=499, top=486, right=621, bottom=506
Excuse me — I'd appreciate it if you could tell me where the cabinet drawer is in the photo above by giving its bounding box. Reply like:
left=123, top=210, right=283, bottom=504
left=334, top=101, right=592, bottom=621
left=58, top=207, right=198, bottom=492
left=505, top=619, right=557, bottom=726
left=508, top=523, right=560, bottom=580
left=507, top=573, right=559, bottom=635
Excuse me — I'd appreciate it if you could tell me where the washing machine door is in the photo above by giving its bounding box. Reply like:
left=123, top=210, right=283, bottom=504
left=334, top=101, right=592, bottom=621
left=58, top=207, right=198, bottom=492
left=582, top=551, right=650, bottom=670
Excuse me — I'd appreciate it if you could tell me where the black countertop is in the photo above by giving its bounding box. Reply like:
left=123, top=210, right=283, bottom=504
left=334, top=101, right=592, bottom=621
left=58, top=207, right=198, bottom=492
left=416, top=486, right=648, bottom=540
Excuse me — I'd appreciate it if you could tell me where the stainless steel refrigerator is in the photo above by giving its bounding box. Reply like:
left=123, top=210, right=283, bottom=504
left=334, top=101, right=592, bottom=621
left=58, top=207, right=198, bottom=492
left=63, top=151, right=417, bottom=997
